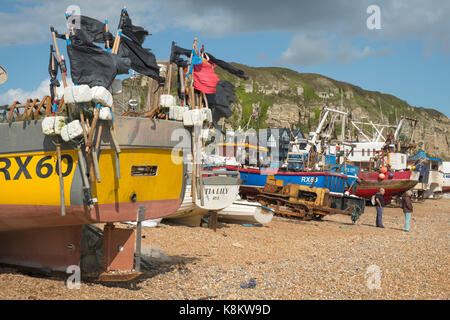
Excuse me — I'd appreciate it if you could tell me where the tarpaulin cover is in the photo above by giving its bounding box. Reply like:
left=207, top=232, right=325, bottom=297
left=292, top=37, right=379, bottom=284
left=120, top=10, right=149, bottom=45
left=118, top=36, right=163, bottom=84
left=67, top=35, right=131, bottom=88
left=408, top=150, right=442, bottom=162
left=193, top=61, right=220, bottom=94
left=206, top=80, right=235, bottom=127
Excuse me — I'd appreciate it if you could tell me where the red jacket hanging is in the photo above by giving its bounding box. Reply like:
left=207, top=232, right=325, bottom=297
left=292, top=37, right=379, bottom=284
left=194, top=60, right=220, bottom=94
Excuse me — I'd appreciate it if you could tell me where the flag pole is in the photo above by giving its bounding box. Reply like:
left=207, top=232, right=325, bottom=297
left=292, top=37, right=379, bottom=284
left=103, top=8, right=126, bottom=179
left=50, top=26, right=69, bottom=216
left=112, top=6, right=126, bottom=54
left=105, top=18, right=111, bottom=52
left=50, top=26, right=68, bottom=88
left=166, top=63, right=173, bottom=95
left=188, top=38, right=198, bottom=203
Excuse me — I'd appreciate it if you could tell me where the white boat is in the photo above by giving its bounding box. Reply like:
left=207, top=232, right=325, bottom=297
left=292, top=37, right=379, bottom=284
left=218, top=198, right=274, bottom=225
left=164, top=172, right=241, bottom=226
left=408, top=151, right=444, bottom=199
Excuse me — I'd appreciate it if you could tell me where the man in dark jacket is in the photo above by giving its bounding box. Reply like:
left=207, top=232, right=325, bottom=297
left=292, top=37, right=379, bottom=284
left=375, top=188, right=385, bottom=228
left=402, top=190, right=414, bottom=232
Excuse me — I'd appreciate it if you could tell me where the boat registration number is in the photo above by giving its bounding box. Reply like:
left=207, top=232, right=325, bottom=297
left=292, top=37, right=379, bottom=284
left=300, top=177, right=319, bottom=184
left=0, top=154, right=74, bottom=181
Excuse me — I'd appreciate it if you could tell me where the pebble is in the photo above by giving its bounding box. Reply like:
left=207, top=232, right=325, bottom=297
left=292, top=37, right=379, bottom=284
left=0, top=200, right=448, bottom=299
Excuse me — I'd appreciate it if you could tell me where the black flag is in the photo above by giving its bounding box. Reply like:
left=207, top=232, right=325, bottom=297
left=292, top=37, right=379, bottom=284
left=169, top=41, right=189, bottom=68
left=67, top=35, right=131, bottom=88
left=204, top=52, right=248, bottom=80
left=120, top=10, right=149, bottom=45
left=118, top=37, right=163, bottom=84
left=66, top=15, right=113, bottom=44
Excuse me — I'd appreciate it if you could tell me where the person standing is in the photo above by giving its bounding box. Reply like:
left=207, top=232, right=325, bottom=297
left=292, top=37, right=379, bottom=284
left=375, top=188, right=385, bottom=228
left=402, top=190, right=414, bottom=232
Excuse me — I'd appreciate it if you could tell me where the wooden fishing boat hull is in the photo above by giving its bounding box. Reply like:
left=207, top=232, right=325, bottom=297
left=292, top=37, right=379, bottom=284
left=226, top=166, right=349, bottom=194
left=164, top=175, right=240, bottom=227
left=355, top=179, right=418, bottom=202
left=355, top=171, right=416, bottom=202
left=0, top=117, right=187, bottom=272
left=0, top=117, right=187, bottom=232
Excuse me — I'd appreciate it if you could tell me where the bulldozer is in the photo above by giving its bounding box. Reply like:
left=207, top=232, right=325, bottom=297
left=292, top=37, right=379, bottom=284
left=247, top=176, right=365, bottom=223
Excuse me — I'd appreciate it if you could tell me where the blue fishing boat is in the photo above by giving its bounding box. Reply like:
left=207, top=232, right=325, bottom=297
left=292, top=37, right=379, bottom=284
left=226, top=165, right=350, bottom=194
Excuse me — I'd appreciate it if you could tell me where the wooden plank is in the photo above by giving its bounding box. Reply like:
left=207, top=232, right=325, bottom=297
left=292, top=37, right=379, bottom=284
left=57, top=96, right=65, bottom=113
left=7, top=101, right=18, bottom=120
left=45, top=96, right=52, bottom=116
left=34, top=97, right=48, bottom=120
left=21, top=99, right=32, bottom=121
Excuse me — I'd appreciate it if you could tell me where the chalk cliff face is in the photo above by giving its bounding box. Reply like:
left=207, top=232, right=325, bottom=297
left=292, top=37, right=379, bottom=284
left=213, top=64, right=449, bottom=160
left=121, top=62, right=449, bottom=160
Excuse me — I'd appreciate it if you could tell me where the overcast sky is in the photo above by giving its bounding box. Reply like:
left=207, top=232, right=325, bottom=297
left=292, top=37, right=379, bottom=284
left=0, top=0, right=449, bottom=117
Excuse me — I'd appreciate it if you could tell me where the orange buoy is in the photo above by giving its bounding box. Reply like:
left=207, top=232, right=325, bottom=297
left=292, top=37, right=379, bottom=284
left=380, top=167, right=388, bottom=174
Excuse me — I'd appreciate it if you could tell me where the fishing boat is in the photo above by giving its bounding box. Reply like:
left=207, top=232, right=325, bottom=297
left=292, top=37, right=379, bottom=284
left=227, top=165, right=350, bottom=196
left=408, top=150, right=444, bottom=200
left=0, top=116, right=187, bottom=271
left=322, top=117, right=421, bottom=203
left=164, top=171, right=240, bottom=226
left=0, top=7, right=193, bottom=273
left=335, top=144, right=418, bottom=202
left=355, top=171, right=417, bottom=201
left=0, top=4, right=250, bottom=273
left=227, top=108, right=354, bottom=197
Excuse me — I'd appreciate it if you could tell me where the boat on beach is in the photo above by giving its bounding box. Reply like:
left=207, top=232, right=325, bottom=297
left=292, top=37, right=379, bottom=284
left=408, top=150, right=444, bottom=200
left=0, top=115, right=187, bottom=270
left=164, top=171, right=240, bottom=226
left=355, top=171, right=418, bottom=202
left=226, top=165, right=350, bottom=194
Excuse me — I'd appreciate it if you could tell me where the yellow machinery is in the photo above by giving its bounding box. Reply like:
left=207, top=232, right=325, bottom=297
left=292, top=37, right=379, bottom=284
left=248, top=176, right=363, bottom=222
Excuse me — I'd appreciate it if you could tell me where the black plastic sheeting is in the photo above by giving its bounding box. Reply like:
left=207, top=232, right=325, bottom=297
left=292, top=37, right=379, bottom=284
left=60, top=11, right=161, bottom=85
left=62, top=15, right=114, bottom=48
left=206, top=80, right=235, bottom=130
left=169, top=41, right=189, bottom=68
left=120, top=10, right=149, bottom=45
left=118, top=37, right=163, bottom=84
left=67, top=35, right=131, bottom=88
left=76, top=15, right=110, bottom=43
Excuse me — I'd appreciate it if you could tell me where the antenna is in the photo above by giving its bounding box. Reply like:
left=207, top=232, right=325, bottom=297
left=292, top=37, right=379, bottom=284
left=0, top=65, right=7, bottom=85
